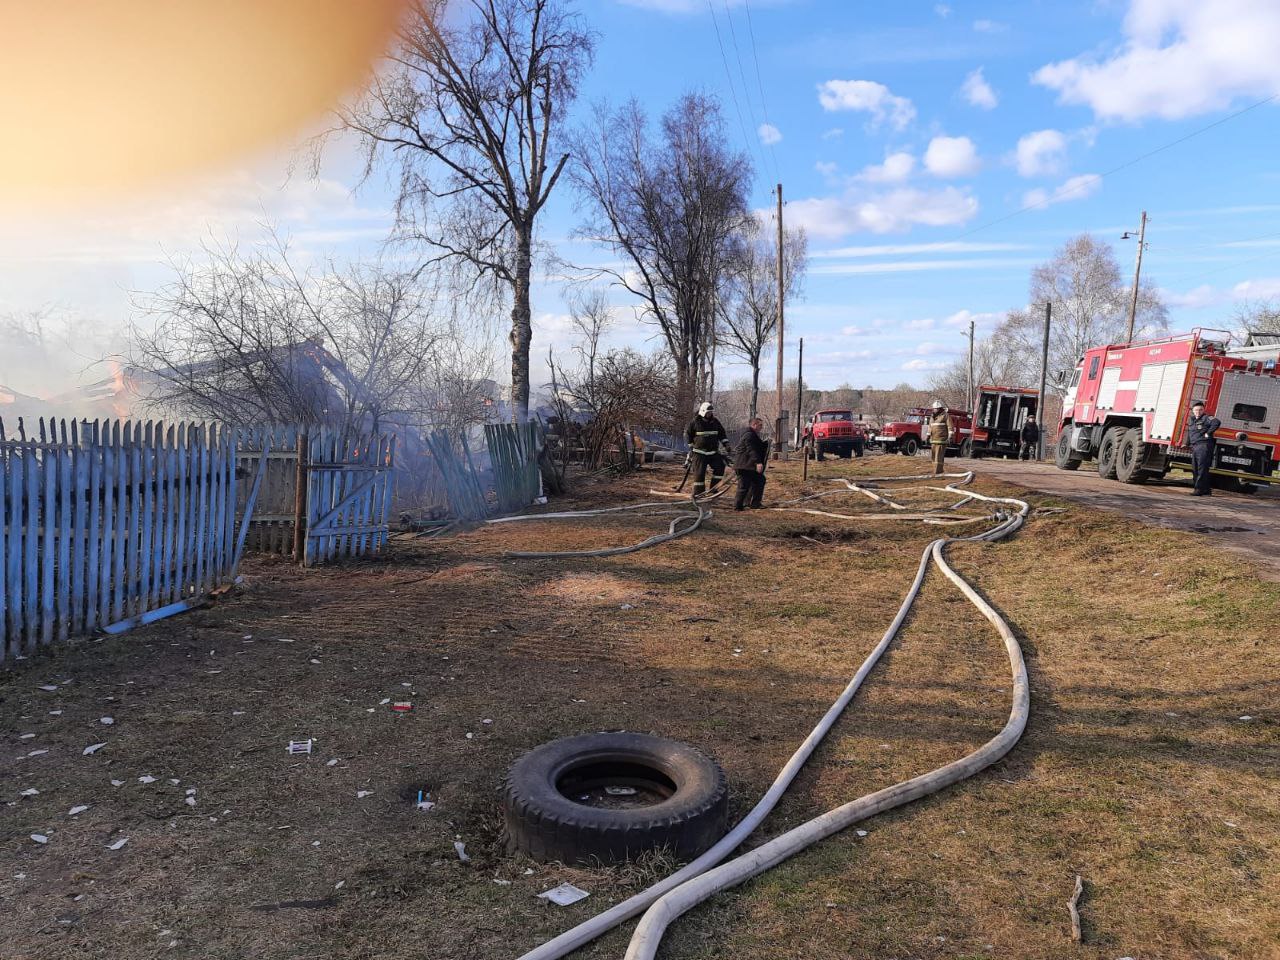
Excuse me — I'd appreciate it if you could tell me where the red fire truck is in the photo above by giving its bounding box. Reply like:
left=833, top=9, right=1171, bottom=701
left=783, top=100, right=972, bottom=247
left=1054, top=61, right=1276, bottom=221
left=876, top=407, right=973, bottom=457
left=1054, top=329, right=1280, bottom=489
left=971, top=385, right=1039, bottom=458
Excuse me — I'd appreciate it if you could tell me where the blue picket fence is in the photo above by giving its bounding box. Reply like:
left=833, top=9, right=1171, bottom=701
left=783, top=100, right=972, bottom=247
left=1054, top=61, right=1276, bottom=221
left=0, top=418, right=241, bottom=663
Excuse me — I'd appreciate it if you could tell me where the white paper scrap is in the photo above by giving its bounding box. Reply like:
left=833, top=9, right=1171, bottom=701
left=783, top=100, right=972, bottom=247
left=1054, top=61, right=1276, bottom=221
left=107, top=838, right=129, bottom=850
left=68, top=805, right=89, bottom=816
left=538, top=883, right=589, bottom=906
left=83, top=743, right=107, bottom=755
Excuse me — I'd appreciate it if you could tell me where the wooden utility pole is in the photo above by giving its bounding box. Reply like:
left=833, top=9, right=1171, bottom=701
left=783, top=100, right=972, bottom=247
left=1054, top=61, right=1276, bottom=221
left=1125, top=210, right=1148, bottom=345
left=795, top=336, right=804, bottom=448
left=774, top=182, right=785, bottom=456
left=966, top=317, right=975, bottom=414
left=1037, top=301, right=1052, bottom=460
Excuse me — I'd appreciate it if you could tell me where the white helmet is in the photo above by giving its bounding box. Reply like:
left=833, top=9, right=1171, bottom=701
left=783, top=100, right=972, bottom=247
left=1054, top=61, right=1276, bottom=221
left=698, top=401, right=714, bottom=417
left=931, top=399, right=945, bottom=410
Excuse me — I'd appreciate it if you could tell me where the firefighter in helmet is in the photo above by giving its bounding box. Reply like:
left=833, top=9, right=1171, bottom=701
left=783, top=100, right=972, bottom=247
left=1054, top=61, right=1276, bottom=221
left=685, top=400, right=729, bottom=496
left=927, top=399, right=950, bottom=476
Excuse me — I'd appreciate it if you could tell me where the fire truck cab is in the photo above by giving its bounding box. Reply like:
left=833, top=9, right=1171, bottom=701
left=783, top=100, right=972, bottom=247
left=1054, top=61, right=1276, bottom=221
left=1055, top=329, right=1280, bottom=489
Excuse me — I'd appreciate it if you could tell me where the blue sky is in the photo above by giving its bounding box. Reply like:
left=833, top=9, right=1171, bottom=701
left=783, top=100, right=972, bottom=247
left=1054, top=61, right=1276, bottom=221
left=3, top=0, right=1280, bottom=398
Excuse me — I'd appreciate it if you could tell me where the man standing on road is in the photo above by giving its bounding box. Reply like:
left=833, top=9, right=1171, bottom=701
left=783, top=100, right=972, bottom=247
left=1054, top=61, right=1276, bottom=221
left=1020, top=415, right=1040, bottom=461
left=927, top=400, right=950, bottom=476
left=733, top=417, right=770, bottom=511
left=1187, top=400, right=1221, bottom=496
left=685, top=401, right=728, bottom=497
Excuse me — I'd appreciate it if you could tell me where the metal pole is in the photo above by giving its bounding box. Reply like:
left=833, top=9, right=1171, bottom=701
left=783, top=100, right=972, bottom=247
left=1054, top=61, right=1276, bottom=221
left=1037, top=301, right=1051, bottom=461
left=794, top=337, right=803, bottom=448
left=1125, top=210, right=1147, bottom=345
left=966, top=318, right=975, bottom=414
left=775, top=182, right=785, bottom=456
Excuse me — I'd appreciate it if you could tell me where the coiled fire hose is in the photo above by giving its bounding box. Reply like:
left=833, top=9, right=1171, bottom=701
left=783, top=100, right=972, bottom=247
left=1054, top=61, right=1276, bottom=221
left=514, top=473, right=1030, bottom=960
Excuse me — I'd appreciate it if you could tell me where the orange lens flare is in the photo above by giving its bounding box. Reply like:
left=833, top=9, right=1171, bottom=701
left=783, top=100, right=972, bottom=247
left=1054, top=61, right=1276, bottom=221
left=0, top=0, right=409, bottom=203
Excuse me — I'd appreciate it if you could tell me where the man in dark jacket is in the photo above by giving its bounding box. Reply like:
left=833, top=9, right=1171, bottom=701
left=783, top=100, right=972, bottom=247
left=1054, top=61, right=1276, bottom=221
left=1187, top=400, right=1221, bottom=496
left=1019, top=415, right=1040, bottom=460
left=684, top=401, right=728, bottom=497
left=733, top=417, right=770, bottom=511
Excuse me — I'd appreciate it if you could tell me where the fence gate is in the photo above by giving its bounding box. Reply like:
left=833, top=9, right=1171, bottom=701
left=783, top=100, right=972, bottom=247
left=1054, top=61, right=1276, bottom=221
left=302, top=428, right=396, bottom=567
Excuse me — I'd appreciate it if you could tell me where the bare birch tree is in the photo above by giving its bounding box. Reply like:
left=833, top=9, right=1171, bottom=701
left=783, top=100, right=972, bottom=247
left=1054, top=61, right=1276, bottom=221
left=997, top=234, right=1168, bottom=385
left=569, top=93, right=752, bottom=430
left=720, top=213, right=807, bottom=418
left=318, top=0, right=594, bottom=423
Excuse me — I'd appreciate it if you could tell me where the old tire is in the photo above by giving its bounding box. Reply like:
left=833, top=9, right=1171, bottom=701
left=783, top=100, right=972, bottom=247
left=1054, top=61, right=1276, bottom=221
left=502, top=732, right=728, bottom=866
left=902, top=436, right=920, bottom=457
left=959, top=438, right=973, bottom=458
left=1097, top=427, right=1123, bottom=479
left=1115, top=428, right=1148, bottom=484
left=1055, top=429, right=1081, bottom=471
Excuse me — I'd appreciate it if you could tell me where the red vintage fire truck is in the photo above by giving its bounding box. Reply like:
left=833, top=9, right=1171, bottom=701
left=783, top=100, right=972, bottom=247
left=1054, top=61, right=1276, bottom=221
left=1055, top=329, right=1280, bottom=489
left=876, top=407, right=973, bottom=457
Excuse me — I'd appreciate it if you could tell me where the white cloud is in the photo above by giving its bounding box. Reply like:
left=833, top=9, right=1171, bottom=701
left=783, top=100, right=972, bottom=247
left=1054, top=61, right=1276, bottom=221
left=1034, top=0, right=1280, bottom=122
left=856, top=152, right=916, bottom=183
left=811, top=257, right=1030, bottom=276
left=902, top=358, right=949, bottom=372
left=785, top=187, right=977, bottom=240
left=914, top=341, right=957, bottom=356
left=905, top=317, right=936, bottom=330
left=1022, top=173, right=1101, bottom=209
left=973, top=19, right=1009, bottom=33
left=1233, top=277, right=1280, bottom=299
left=961, top=68, right=998, bottom=109
left=815, top=160, right=839, bottom=178
left=816, top=79, right=916, bottom=130
left=812, top=241, right=1026, bottom=259
left=840, top=324, right=871, bottom=336
left=935, top=4, right=951, bottom=17
left=1162, top=284, right=1223, bottom=309
left=924, top=135, right=980, bottom=177
left=942, top=309, right=1003, bottom=329
left=1014, top=129, right=1068, bottom=177
left=821, top=127, right=845, bottom=140
left=758, top=123, right=782, bottom=146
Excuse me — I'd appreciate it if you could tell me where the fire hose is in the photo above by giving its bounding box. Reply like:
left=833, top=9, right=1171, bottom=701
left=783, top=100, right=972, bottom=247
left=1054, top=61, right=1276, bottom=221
left=514, top=474, right=1030, bottom=960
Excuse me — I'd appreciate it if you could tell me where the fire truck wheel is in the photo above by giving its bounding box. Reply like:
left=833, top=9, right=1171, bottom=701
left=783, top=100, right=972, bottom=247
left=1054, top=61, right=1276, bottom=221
left=1097, top=428, right=1124, bottom=479
left=902, top=437, right=920, bottom=457
left=502, top=732, right=729, bottom=866
left=1115, top=428, right=1148, bottom=484
left=959, top=439, right=973, bottom=458
left=1055, top=430, right=1081, bottom=471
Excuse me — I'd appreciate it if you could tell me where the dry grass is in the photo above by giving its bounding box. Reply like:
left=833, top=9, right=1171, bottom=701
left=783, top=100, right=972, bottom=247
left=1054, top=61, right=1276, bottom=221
left=1, top=456, right=1277, bottom=959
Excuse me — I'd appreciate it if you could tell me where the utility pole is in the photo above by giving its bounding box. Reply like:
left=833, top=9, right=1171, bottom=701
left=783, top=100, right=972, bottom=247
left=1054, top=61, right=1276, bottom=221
left=774, top=182, right=785, bottom=456
left=1124, top=210, right=1148, bottom=345
left=1037, top=301, right=1052, bottom=461
left=965, top=317, right=975, bottom=414
left=795, top=337, right=804, bottom=448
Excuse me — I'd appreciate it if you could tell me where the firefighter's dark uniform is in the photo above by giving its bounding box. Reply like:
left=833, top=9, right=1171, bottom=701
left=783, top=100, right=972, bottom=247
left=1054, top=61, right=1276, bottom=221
left=927, top=409, right=950, bottom=476
left=1187, top=408, right=1221, bottom=496
left=1019, top=420, right=1040, bottom=461
left=685, top=413, right=728, bottom=496
left=733, top=426, right=769, bottom=510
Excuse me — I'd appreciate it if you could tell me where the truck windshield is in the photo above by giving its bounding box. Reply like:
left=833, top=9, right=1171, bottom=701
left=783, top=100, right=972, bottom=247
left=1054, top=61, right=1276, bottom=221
left=817, top=412, right=851, bottom=422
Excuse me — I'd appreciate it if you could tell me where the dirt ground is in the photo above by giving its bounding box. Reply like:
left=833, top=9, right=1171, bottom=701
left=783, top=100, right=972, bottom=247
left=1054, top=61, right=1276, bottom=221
left=954, top=454, right=1280, bottom=575
left=2, top=458, right=1277, bottom=960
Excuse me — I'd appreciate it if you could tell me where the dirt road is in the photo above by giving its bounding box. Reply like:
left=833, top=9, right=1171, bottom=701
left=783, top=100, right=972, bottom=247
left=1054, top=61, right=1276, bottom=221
left=954, top=456, right=1280, bottom=573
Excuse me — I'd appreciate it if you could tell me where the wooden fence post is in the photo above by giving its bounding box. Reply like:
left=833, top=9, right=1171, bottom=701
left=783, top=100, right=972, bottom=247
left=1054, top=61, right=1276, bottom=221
left=293, top=432, right=309, bottom=564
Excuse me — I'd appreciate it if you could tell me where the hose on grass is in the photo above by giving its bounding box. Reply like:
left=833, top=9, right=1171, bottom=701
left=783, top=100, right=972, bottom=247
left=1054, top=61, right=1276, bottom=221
left=513, top=471, right=1030, bottom=960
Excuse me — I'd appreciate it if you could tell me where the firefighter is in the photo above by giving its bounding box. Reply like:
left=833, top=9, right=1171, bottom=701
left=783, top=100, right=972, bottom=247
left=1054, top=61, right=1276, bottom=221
left=927, top=399, right=950, bottom=476
left=1187, top=399, right=1221, bottom=496
left=1019, top=415, right=1040, bottom=461
left=733, top=417, right=769, bottom=511
left=684, top=400, right=728, bottom=497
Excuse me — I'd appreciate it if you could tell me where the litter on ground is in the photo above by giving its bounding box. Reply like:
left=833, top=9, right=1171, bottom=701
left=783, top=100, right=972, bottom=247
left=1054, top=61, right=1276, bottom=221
left=287, top=739, right=314, bottom=754
left=83, top=743, right=107, bottom=755
left=454, top=841, right=470, bottom=862
left=68, top=805, right=89, bottom=815
left=107, top=838, right=129, bottom=851
left=538, top=883, right=589, bottom=906
left=30, top=834, right=49, bottom=844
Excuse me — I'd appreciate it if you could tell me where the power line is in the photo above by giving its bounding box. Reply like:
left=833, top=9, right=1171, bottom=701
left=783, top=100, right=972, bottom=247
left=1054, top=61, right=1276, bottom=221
left=951, top=93, right=1278, bottom=243
left=723, top=0, right=779, bottom=183
left=705, top=0, right=768, bottom=181
left=741, top=0, right=780, bottom=181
